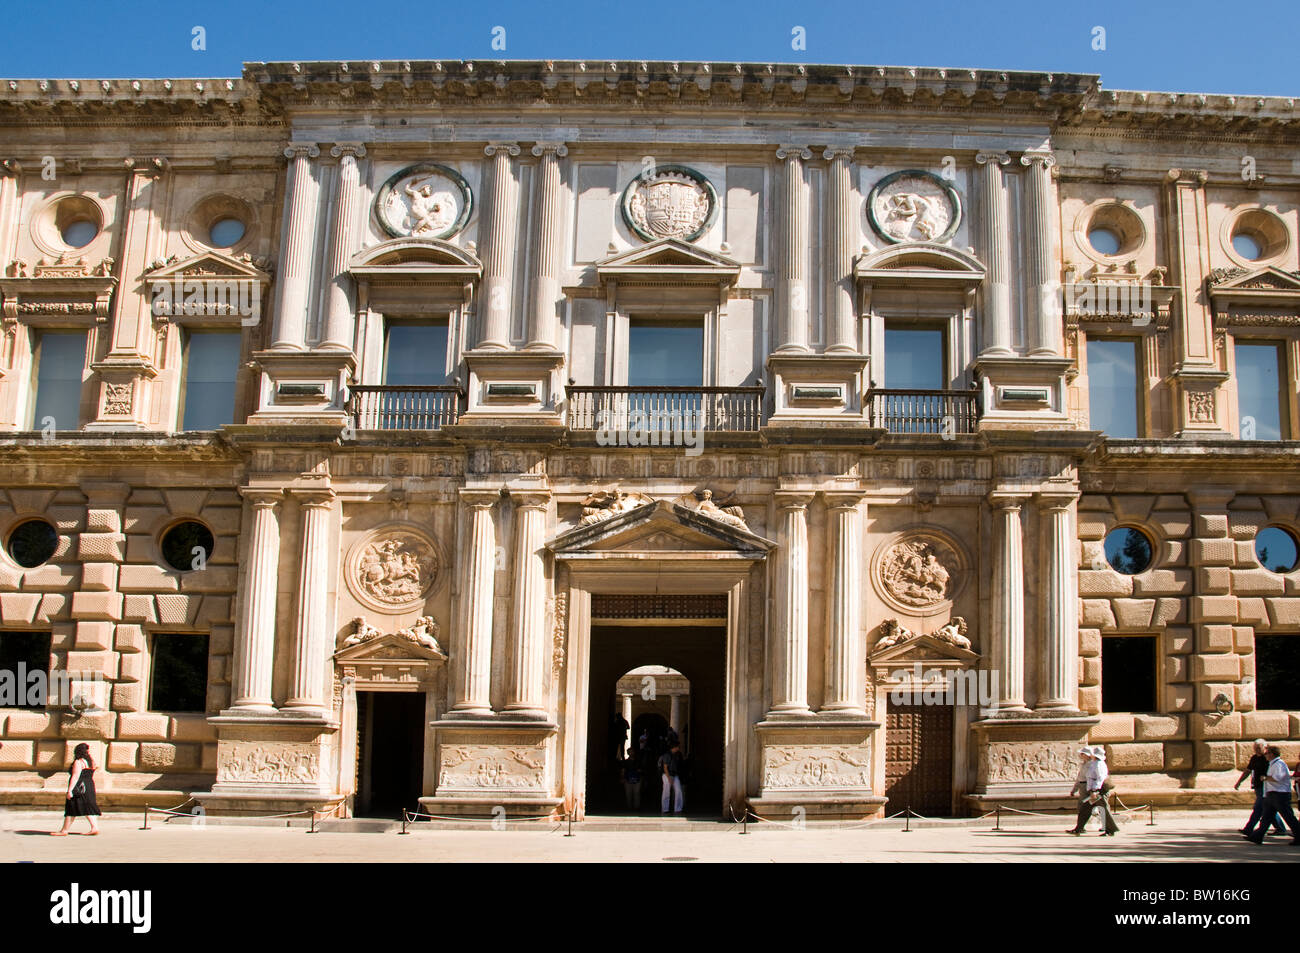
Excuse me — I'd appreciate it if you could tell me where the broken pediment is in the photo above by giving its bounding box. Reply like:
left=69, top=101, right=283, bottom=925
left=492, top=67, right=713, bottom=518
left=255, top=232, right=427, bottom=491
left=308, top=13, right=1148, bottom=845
left=595, top=238, right=741, bottom=284
left=548, top=498, right=773, bottom=559
left=869, top=632, right=980, bottom=667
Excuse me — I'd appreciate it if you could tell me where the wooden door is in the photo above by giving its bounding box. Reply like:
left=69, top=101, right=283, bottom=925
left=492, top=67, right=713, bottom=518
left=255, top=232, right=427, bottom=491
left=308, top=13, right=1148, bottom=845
left=884, top=701, right=954, bottom=816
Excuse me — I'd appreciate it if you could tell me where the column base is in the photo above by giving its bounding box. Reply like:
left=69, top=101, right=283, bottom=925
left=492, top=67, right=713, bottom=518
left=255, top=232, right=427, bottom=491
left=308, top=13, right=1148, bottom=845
left=458, top=349, right=566, bottom=423
left=430, top=721, right=558, bottom=806
left=971, top=713, right=1099, bottom=800
left=766, top=353, right=868, bottom=422
left=753, top=718, right=881, bottom=811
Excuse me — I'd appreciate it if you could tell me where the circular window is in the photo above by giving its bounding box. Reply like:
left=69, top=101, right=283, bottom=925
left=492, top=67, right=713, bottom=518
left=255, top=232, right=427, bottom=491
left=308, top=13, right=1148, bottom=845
left=33, top=195, right=106, bottom=254
left=1231, top=231, right=1263, bottom=261
left=160, top=521, right=215, bottom=572
left=208, top=218, right=246, bottom=247
left=6, top=519, right=60, bottom=568
left=1227, top=208, right=1289, bottom=265
left=1103, top=526, right=1153, bottom=575
left=1255, top=526, right=1299, bottom=574
left=1088, top=227, right=1122, bottom=256
left=60, top=219, right=99, bottom=248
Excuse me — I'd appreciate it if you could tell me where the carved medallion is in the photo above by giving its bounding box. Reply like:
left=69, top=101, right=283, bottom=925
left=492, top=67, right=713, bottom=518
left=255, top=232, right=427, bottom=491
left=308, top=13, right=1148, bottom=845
left=345, top=525, right=442, bottom=613
left=620, top=165, right=717, bottom=242
left=866, top=169, right=962, bottom=244
left=374, top=163, right=473, bottom=240
left=875, top=532, right=965, bottom=613
left=1187, top=390, right=1216, bottom=424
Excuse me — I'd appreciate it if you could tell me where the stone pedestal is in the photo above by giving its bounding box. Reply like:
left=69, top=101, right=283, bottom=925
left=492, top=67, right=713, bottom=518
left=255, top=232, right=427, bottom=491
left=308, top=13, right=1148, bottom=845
left=765, top=353, right=870, bottom=424
left=974, top=355, right=1074, bottom=429
left=966, top=714, right=1098, bottom=811
left=249, top=350, right=354, bottom=427
left=422, top=722, right=562, bottom=817
left=457, top=350, right=566, bottom=424
left=198, top=715, right=343, bottom=816
left=749, top=720, right=885, bottom=819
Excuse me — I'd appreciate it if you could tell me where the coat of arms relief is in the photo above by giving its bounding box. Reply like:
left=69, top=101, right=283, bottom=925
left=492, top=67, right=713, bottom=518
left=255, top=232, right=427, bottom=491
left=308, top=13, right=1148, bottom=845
left=621, top=165, right=717, bottom=242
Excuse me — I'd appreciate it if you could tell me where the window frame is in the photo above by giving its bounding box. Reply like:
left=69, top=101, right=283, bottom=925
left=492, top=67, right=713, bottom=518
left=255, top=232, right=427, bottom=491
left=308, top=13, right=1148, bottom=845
left=28, top=327, right=89, bottom=432
left=1231, top=336, right=1291, bottom=440
left=1099, top=632, right=1161, bottom=715
left=178, top=328, right=243, bottom=432
left=1084, top=334, right=1145, bottom=439
left=381, top=315, right=454, bottom=387
left=146, top=630, right=212, bottom=714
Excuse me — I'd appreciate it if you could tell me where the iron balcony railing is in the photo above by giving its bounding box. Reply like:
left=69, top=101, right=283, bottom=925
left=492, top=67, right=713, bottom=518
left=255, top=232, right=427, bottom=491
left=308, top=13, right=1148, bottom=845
left=346, top=384, right=463, bottom=431
left=866, top=387, right=980, bottom=435
left=566, top=383, right=766, bottom=433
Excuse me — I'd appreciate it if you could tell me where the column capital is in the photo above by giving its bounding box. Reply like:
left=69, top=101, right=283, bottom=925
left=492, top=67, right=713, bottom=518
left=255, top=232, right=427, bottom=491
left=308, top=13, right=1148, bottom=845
left=485, top=142, right=522, bottom=157
left=1019, top=150, right=1056, bottom=170
left=531, top=141, right=568, bottom=158
left=239, top=487, right=284, bottom=507
left=125, top=156, right=170, bottom=178
left=1036, top=491, right=1079, bottom=510
left=975, top=151, right=1012, bottom=166
left=988, top=491, right=1030, bottom=510
left=461, top=488, right=502, bottom=508
left=774, top=491, right=815, bottom=509
left=283, top=142, right=321, bottom=160
left=776, top=144, right=813, bottom=162
left=1166, top=167, right=1208, bottom=186
left=290, top=488, right=336, bottom=507
left=822, top=490, right=865, bottom=510
left=0, top=158, right=20, bottom=177
left=509, top=489, right=551, bottom=509
left=329, top=142, right=367, bottom=160
left=821, top=145, right=855, bottom=162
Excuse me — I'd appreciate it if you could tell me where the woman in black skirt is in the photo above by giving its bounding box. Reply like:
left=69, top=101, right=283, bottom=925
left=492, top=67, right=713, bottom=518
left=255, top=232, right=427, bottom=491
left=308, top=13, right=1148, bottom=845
left=52, top=743, right=101, bottom=836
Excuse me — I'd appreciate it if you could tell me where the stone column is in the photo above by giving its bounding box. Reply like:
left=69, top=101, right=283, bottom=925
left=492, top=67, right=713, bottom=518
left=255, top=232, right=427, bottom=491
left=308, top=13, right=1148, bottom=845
left=525, top=142, right=567, bottom=351
left=1039, top=492, right=1079, bottom=710
left=669, top=693, right=682, bottom=733
left=451, top=490, right=499, bottom=716
left=770, top=492, right=813, bottom=714
left=504, top=490, right=549, bottom=718
left=990, top=494, right=1029, bottom=711
left=319, top=143, right=366, bottom=350
left=1020, top=150, right=1060, bottom=356
left=0, top=160, right=19, bottom=269
left=230, top=489, right=283, bottom=713
left=823, top=492, right=865, bottom=714
left=270, top=143, right=321, bottom=350
left=478, top=143, right=522, bottom=350
left=285, top=490, right=335, bottom=713
left=775, top=146, right=812, bottom=353
left=621, top=693, right=633, bottom=753
left=975, top=152, right=1013, bottom=355
left=823, top=146, right=857, bottom=353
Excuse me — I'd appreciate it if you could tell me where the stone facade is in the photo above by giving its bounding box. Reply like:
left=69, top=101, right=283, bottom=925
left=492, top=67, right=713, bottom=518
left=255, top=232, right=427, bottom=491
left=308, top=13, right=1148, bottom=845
left=0, top=62, right=1297, bottom=817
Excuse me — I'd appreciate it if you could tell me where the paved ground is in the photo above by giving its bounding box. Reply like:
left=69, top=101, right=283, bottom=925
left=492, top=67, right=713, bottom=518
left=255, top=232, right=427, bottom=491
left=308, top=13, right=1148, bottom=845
left=1, top=809, right=1295, bottom=862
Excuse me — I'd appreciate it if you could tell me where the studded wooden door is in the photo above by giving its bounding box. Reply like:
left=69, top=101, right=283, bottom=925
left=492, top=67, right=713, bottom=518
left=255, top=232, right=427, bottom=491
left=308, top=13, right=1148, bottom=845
left=884, top=701, right=954, bottom=816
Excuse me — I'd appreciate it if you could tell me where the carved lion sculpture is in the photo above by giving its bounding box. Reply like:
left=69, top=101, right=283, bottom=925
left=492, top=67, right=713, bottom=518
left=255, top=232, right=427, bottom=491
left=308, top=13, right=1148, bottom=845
left=933, top=617, right=971, bottom=650
left=875, top=618, right=916, bottom=650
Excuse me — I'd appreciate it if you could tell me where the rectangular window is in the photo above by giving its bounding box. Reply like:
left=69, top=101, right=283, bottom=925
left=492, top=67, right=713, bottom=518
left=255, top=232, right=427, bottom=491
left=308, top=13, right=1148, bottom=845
left=383, top=321, right=450, bottom=386
left=0, top=631, right=52, bottom=710
left=1255, top=635, right=1300, bottom=710
left=149, top=633, right=211, bottom=713
left=1087, top=338, right=1140, bottom=438
left=628, top=320, right=704, bottom=387
left=1235, top=341, right=1285, bottom=440
left=30, top=331, right=86, bottom=431
left=181, top=331, right=241, bottom=431
left=1101, top=635, right=1158, bottom=713
left=883, top=326, right=945, bottom=390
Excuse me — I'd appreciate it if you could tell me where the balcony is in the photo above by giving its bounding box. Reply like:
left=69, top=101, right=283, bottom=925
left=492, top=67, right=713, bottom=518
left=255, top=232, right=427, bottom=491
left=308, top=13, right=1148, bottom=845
left=346, top=384, right=462, bottom=431
left=866, top=387, right=980, bottom=435
left=566, top=384, right=766, bottom=433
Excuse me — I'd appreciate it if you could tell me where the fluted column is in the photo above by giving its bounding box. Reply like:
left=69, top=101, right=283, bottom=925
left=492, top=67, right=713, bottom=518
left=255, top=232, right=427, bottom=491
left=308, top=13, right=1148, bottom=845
left=822, top=492, right=865, bottom=714
left=526, top=142, right=567, bottom=350
left=823, top=147, right=858, bottom=353
left=320, top=143, right=366, bottom=350
left=990, top=494, right=1029, bottom=712
left=452, top=490, right=499, bottom=715
left=271, top=143, right=321, bottom=350
left=775, top=146, right=812, bottom=353
left=1021, top=150, right=1060, bottom=356
left=1039, top=493, right=1080, bottom=709
left=770, top=492, right=813, bottom=714
left=505, top=490, right=549, bottom=718
left=231, top=490, right=283, bottom=712
left=975, top=152, right=1013, bottom=356
left=285, top=490, right=335, bottom=712
left=478, top=142, right=522, bottom=350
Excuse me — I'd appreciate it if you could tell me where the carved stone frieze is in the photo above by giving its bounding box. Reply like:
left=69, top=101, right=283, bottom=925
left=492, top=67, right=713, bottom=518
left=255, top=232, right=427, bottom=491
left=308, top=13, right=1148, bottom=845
left=762, top=744, right=873, bottom=789
left=437, top=744, right=548, bottom=791
left=876, top=534, right=962, bottom=611
left=218, top=743, right=320, bottom=784
left=983, top=741, right=1079, bottom=784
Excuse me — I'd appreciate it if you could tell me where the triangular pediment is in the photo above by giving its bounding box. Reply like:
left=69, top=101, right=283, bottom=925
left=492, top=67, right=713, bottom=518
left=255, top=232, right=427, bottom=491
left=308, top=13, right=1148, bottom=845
left=596, top=238, right=741, bottom=283
left=869, top=633, right=980, bottom=666
left=348, top=237, right=482, bottom=278
left=144, top=251, right=271, bottom=283
left=1208, top=265, right=1300, bottom=292
left=548, top=499, right=773, bottom=558
left=334, top=632, right=446, bottom=663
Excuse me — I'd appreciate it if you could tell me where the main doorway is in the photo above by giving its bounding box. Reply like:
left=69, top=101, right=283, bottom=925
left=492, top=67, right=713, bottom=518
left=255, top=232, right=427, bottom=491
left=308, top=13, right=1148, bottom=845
left=584, top=621, right=726, bottom=816
left=884, top=699, right=954, bottom=816
left=356, top=691, right=426, bottom=818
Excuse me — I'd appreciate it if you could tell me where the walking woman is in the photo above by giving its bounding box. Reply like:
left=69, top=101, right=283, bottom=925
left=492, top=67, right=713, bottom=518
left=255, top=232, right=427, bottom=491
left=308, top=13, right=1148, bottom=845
left=52, top=743, right=101, bottom=836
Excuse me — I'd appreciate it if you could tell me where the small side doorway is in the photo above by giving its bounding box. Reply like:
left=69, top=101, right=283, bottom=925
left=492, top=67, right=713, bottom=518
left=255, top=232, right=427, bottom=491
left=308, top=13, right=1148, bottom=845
left=884, top=699, right=954, bottom=816
left=356, top=691, right=426, bottom=818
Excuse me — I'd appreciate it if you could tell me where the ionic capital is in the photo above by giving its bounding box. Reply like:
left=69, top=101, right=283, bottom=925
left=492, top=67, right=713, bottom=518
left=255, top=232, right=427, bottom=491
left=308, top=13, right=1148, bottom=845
left=1019, top=150, right=1056, bottom=171
left=531, top=141, right=568, bottom=159
left=975, top=151, right=1012, bottom=166
left=509, top=489, right=551, bottom=510
left=776, top=144, right=813, bottom=162
left=284, top=142, right=321, bottom=161
left=329, top=142, right=367, bottom=160
left=822, top=145, right=855, bottom=162
left=485, top=142, right=522, bottom=158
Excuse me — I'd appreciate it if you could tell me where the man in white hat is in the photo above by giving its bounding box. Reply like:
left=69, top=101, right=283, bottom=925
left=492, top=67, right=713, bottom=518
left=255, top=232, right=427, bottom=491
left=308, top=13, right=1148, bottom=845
left=1066, top=746, right=1095, bottom=834
left=1070, top=745, right=1119, bottom=835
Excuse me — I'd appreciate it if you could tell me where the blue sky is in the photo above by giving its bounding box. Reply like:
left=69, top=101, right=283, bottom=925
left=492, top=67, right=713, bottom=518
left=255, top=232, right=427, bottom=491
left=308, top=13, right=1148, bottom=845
left=2, top=0, right=1297, bottom=96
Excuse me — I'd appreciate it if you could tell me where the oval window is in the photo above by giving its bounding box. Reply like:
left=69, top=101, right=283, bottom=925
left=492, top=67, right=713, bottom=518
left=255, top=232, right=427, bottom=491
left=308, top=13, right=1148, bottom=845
left=61, top=219, right=99, bottom=249
left=1088, top=227, right=1122, bottom=256
left=1103, top=526, right=1153, bottom=575
left=6, top=519, right=60, bottom=568
left=208, top=218, right=246, bottom=247
left=160, top=521, right=215, bottom=572
left=1231, top=231, right=1263, bottom=261
left=1255, top=526, right=1299, bottom=574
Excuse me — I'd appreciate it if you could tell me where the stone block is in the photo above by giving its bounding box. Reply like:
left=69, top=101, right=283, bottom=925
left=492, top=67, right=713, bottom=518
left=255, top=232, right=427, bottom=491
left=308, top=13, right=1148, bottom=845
left=0, top=592, right=42, bottom=624
left=1078, top=686, right=1101, bottom=714
left=114, top=624, right=146, bottom=653
left=1233, top=626, right=1254, bottom=653
left=1113, top=599, right=1156, bottom=628
left=50, top=623, right=75, bottom=651
left=1163, top=655, right=1188, bottom=682
left=124, top=534, right=156, bottom=563
left=169, top=715, right=215, bottom=742
left=85, top=508, right=122, bottom=534
left=179, top=567, right=238, bottom=592
left=1193, top=654, right=1241, bottom=681
left=35, top=593, right=68, bottom=623
left=123, top=506, right=168, bottom=533
left=1165, top=684, right=1194, bottom=713
left=1077, top=515, right=1109, bottom=540
left=117, top=564, right=180, bottom=592
left=64, top=651, right=119, bottom=679
left=35, top=741, right=66, bottom=770
left=61, top=740, right=106, bottom=767
left=61, top=710, right=117, bottom=739
left=1135, top=714, right=1184, bottom=740
left=1243, top=711, right=1290, bottom=737
left=1134, top=569, right=1192, bottom=596
left=139, top=742, right=199, bottom=770
left=201, top=744, right=218, bottom=772
left=1192, top=538, right=1235, bottom=565
left=110, top=681, right=145, bottom=712
left=1153, top=598, right=1186, bottom=625
left=1202, top=624, right=1236, bottom=652
left=1290, top=714, right=1300, bottom=738
left=122, top=595, right=158, bottom=623
left=209, top=624, right=234, bottom=655
left=0, top=563, right=21, bottom=591
left=1231, top=569, right=1286, bottom=596
left=1195, top=741, right=1239, bottom=770
left=1091, top=713, right=1135, bottom=742
left=20, top=564, right=78, bottom=591
left=1079, top=570, right=1132, bottom=597
left=117, top=652, right=147, bottom=683
left=1163, top=540, right=1186, bottom=566
left=1237, top=598, right=1269, bottom=626
left=1195, top=513, right=1229, bottom=538
left=1079, top=628, right=1101, bottom=656
left=1080, top=657, right=1101, bottom=684
left=118, top=713, right=170, bottom=741
left=1154, top=513, right=1192, bottom=538
left=1265, top=598, right=1300, bottom=627
left=0, top=741, right=34, bottom=767
left=1228, top=511, right=1268, bottom=539
left=1190, top=712, right=1241, bottom=738
left=70, top=591, right=123, bottom=621
left=1081, top=600, right=1116, bottom=627
left=195, top=595, right=232, bottom=624
left=1197, top=567, right=1231, bottom=594
left=154, top=594, right=199, bottom=626
left=1164, top=743, right=1194, bottom=770
left=107, top=742, right=139, bottom=770
left=76, top=533, right=126, bottom=562
left=5, top=710, right=56, bottom=737
left=1192, top=596, right=1238, bottom=622
left=208, top=684, right=230, bottom=711
left=79, top=563, right=118, bottom=592
left=74, top=621, right=115, bottom=651
left=1104, top=742, right=1164, bottom=771
left=45, top=505, right=84, bottom=532
left=1164, top=626, right=1194, bottom=654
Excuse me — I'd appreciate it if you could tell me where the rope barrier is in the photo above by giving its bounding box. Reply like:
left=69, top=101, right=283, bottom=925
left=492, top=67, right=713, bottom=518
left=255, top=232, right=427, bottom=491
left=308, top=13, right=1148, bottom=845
left=141, top=804, right=323, bottom=830
left=400, top=808, right=571, bottom=832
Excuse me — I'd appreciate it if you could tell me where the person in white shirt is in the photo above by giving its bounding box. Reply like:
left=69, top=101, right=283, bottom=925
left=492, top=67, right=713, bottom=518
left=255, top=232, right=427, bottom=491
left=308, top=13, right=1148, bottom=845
left=1067, top=747, right=1094, bottom=834
left=1244, top=745, right=1300, bottom=846
left=1070, top=745, right=1119, bottom=835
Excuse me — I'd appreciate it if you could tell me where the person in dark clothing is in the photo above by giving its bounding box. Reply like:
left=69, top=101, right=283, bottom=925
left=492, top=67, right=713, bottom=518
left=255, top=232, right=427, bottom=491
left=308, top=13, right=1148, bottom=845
left=1236, top=739, right=1287, bottom=836
left=52, top=743, right=101, bottom=836
left=610, top=710, right=630, bottom=761
left=659, top=742, right=685, bottom=814
left=1244, top=746, right=1300, bottom=846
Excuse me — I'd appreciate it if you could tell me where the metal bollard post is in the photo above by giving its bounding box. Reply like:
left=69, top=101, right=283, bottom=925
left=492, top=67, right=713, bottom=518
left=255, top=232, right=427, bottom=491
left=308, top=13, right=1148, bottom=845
left=142, top=806, right=149, bottom=831
left=995, top=805, right=1001, bottom=831
left=904, top=807, right=911, bottom=833
left=565, top=810, right=573, bottom=837
left=741, top=808, right=747, bottom=835
left=1147, top=804, right=1155, bottom=826
left=400, top=810, right=409, bottom=835
left=309, top=810, right=316, bottom=835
